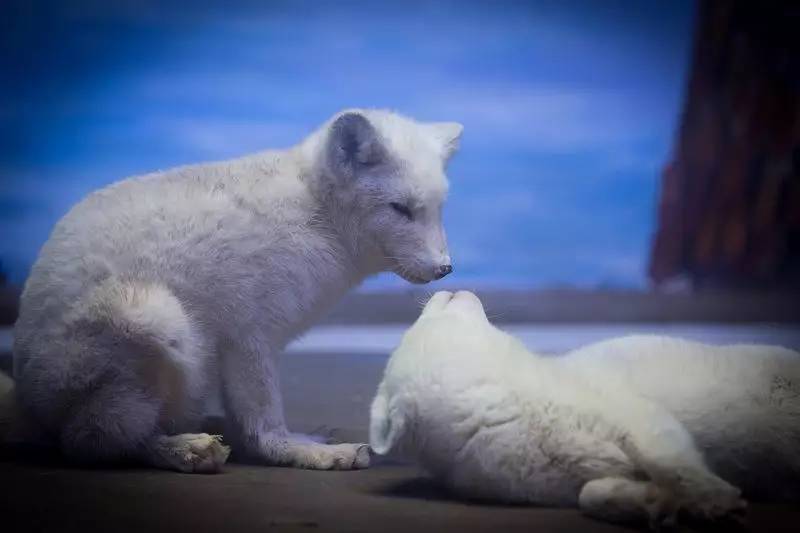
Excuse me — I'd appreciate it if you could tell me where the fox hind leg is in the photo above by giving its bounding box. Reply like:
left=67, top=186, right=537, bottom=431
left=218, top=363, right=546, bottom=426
left=579, top=477, right=678, bottom=528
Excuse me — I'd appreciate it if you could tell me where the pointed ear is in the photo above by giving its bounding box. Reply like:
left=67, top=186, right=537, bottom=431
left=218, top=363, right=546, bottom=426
left=427, top=121, right=463, bottom=162
left=369, top=385, right=406, bottom=455
left=327, top=112, right=386, bottom=179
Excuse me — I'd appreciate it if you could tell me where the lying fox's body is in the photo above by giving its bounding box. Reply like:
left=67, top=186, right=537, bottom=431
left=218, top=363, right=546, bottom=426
left=564, top=335, right=800, bottom=501
left=371, top=291, right=799, bottom=527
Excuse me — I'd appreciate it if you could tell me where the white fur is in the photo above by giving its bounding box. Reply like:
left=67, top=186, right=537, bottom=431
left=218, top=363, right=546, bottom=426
left=371, top=291, right=799, bottom=526
left=11, top=109, right=462, bottom=472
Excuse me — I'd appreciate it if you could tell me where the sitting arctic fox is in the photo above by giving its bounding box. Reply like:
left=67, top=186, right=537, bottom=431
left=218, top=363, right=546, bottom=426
left=370, top=291, right=800, bottom=526
left=12, top=109, right=462, bottom=473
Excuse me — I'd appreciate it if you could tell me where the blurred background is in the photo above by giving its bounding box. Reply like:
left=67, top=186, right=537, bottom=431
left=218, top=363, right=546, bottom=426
left=2, top=3, right=799, bottom=527
left=1, top=0, right=799, bottom=372
left=3, top=0, right=695, bottom=290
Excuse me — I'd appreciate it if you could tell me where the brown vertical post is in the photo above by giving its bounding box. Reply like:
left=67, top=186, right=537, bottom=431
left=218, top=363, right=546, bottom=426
left=649, top=1, right=800, bottom=290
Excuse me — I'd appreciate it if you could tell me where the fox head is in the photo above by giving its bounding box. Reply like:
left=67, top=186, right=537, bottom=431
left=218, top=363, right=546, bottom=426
left=311, top=109, right=462, bottom=284
left=370, top=290, right=500, bottom=456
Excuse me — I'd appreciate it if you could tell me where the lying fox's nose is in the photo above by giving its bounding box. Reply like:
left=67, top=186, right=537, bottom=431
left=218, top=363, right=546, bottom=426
left=434, top=264, right=453, bottom=280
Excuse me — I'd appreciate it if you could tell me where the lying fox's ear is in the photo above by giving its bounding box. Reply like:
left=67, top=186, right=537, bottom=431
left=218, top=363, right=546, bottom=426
left=328, top=112, right=387, bottom=179
left=369, top=385, right=405, bottom=455
left=426, top=122, right=463, bottom=163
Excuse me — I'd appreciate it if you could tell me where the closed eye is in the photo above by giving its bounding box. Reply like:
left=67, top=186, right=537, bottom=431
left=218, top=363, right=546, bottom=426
left=390, top=202, right=413, bottom=220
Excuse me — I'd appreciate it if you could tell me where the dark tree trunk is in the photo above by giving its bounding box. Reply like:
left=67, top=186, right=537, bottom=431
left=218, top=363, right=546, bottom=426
left=649, top=0, right=800, bottom=290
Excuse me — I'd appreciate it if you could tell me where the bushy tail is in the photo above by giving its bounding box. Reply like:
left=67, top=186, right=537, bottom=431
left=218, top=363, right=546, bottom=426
left=3, top=279, right=198, bottom=448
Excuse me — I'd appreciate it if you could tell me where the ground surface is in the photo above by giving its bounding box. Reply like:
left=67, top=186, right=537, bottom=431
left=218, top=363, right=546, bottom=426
left=2, top=326, right=799, bottom=532
left=3, top=453, right=800, bottom=533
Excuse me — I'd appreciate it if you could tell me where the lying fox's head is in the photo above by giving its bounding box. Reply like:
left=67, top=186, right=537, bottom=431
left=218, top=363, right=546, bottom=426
left=369, top=290, right=497, bottom=456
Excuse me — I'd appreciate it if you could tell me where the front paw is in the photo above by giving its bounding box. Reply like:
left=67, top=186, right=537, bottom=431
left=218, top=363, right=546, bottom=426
left=293, top=442, right=371, bottom=470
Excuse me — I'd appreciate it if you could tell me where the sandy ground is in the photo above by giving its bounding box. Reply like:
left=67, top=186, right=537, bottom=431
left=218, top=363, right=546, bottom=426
left=2, top=441, right=799, bottom=533
left=2, top=327, right=800, bottom=532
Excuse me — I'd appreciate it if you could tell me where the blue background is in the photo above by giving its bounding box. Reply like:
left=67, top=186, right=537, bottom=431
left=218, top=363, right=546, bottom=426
left=0, top=0, right=695, bottom=290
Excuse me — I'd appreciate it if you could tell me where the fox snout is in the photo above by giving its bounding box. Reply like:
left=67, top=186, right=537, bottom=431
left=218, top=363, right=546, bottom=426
left=397, top=259, right=453, bottom=284
left=434, top=264, right=453, bottom=280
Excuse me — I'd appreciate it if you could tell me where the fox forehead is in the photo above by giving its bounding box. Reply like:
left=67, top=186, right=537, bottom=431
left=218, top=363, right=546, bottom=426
left=382, top=128, right=451, bottom=204
left=405, top=169, right=449, bottom=207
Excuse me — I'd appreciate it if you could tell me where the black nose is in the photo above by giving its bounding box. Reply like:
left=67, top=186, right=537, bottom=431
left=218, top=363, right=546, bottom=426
left=434, top=264, right=453, bottom=280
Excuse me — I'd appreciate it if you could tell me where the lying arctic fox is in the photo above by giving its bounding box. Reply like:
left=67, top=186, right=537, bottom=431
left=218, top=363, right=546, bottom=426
left=370, top=291, right=800, bottom=526
left=12, top=109, right=462, bottom=473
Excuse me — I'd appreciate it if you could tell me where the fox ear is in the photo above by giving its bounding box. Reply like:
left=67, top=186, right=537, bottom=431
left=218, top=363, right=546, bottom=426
left=369, top=386, right=405, bottom=455
left=327, top=112, right=386, bottom=179
left=427, top=122, right=463, bottom=162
